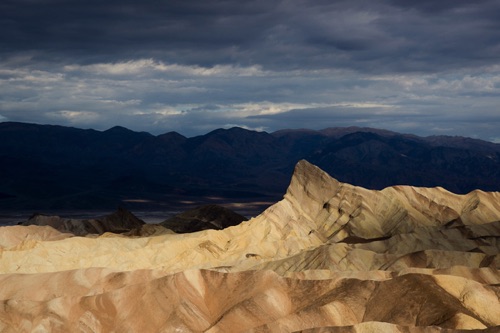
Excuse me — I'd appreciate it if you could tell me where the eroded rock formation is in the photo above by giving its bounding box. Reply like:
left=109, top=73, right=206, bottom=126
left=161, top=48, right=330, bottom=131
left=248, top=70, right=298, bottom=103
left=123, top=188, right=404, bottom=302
left=160, top=204, right=248, bottom=233
left=20, top=207, right=145, bottom=236
left=0, top=160, right=499, bottom=332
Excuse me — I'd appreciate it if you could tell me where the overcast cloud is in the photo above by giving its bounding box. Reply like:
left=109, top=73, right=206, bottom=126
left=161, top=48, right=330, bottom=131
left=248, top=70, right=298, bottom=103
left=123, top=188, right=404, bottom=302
left=1, top=0, right=499, bottom=141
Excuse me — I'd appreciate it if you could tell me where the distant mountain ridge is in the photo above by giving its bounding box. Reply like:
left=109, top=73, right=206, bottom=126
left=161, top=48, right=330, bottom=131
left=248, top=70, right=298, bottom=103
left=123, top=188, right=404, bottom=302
left=0, top=121, right=499, bottom=211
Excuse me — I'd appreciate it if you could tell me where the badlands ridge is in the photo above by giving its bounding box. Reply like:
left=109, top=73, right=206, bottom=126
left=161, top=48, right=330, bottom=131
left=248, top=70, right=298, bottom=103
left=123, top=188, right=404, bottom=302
left=0, top=160, right=499, bottom=332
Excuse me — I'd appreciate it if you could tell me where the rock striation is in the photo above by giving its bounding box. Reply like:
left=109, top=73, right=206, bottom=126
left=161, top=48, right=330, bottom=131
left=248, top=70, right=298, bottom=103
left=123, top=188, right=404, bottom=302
left=0, top=160, right=499, bottom=332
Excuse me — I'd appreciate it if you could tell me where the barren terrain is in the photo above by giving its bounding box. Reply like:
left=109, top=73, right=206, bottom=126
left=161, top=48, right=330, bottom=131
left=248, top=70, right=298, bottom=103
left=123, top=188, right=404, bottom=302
left=0, top=160, right=499, bottom=332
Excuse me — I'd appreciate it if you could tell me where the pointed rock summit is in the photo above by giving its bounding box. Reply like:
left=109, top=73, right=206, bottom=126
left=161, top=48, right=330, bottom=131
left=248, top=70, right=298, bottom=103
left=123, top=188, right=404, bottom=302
left=280, top=159, right=500, bottom=242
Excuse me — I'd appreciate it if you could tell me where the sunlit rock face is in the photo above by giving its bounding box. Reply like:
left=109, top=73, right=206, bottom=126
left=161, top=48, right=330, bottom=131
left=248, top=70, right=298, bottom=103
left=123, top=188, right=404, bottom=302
left=0, top=160, right=499, bottom=332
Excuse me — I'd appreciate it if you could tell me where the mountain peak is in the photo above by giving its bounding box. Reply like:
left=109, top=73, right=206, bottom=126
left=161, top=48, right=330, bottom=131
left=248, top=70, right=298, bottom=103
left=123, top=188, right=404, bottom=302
left=287, top=160, right=342, bottom=197
left=104, top=125, right=134, bottom=133
left=267, top=159, right=500, bottom=244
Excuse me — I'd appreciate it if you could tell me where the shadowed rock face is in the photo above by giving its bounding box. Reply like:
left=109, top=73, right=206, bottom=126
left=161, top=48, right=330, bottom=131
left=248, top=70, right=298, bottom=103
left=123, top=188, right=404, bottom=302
left=1, top=122, right=500, bottom=211
left=20, top=207, right=145, bottom=236
left=0, top=160, right=499, bottom=332
left=18, top=204, right=248, bottom=236
left=160, top=204, right=248, bottom=233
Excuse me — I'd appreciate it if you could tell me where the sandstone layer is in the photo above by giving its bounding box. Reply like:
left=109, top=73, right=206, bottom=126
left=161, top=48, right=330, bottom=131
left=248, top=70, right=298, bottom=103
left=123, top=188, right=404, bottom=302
left=0, top=160, right=499, bottom=332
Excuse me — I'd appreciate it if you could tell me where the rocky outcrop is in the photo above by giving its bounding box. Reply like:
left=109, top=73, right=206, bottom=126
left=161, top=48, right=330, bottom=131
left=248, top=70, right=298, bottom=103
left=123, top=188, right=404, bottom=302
left=160, top=204, right=248, bottom=233
left=17, top=204, right=247, bottom=237
left=0, top=160, right=499, bottom=332
left=20, top=207, right=145, bottom=236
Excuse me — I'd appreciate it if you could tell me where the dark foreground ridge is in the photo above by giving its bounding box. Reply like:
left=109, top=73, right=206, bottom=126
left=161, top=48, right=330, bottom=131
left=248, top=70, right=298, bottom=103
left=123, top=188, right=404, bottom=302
left=1, top=121, right=499, bottom=210
left=20, top=207, right=145, bottom=236
left=160, top=204, right=248, bottom=233
left=18, top=205, right=248, bottom=236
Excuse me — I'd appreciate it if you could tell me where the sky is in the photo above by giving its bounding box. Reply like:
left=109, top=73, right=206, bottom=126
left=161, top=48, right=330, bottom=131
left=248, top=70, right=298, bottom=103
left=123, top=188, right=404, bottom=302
left=1, top=0, right=500, bottom=142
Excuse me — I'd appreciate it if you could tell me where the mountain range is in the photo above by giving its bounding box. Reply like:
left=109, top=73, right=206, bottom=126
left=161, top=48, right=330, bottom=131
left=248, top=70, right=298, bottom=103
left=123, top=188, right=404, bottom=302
left=0, top=121, right=499, bottom=212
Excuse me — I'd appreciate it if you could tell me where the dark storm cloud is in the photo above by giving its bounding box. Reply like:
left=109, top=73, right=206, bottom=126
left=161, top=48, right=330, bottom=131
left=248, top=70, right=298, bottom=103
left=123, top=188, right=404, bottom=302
left=0, top=0, right=276, bottom=65
left=2, top=0, right=500, bottom=72
left=386, top=0, right=494, bottom=13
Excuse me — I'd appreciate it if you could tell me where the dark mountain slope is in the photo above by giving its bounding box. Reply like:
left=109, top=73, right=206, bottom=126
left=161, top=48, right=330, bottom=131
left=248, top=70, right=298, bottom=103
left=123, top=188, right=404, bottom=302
left=0, top=122, right=499, bottom=211
left=160, top=204, right=248, bottom=233
left=308, top=132, right=500, bottom=192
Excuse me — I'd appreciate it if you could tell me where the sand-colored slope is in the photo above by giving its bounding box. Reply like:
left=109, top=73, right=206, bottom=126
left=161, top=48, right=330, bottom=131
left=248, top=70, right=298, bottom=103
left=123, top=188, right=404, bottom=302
left=0, top=269, right=498, bottom=333
left=2, top=161, right=499, bottom=275
left=0, top=161, right=500, bottom=273
left=0, top=160, right=499, bottom=332
left=0, top=225, right=71, bottom=249
left=297, top=323, right=500, bottom=333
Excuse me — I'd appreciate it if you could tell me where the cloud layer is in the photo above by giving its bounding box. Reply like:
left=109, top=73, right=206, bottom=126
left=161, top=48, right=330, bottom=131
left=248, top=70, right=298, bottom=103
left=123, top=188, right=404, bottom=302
left=1, top=0, right=499, bottom=140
